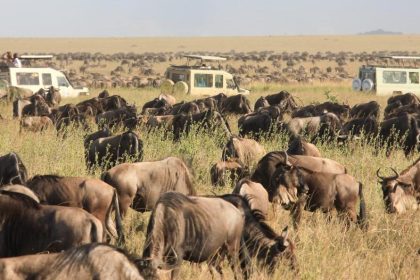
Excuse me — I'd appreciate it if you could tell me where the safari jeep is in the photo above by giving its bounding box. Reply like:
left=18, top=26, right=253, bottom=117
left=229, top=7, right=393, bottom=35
left=352, top=56, right=420, bottom=96
left=0, top=55, right=89, bottom=98
left=161, top=55, right=249, bottom=96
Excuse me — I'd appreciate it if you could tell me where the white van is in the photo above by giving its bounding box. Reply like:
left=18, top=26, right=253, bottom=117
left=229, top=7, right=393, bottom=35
left=352, top=56, right=420, bottom=96
left=0, top=55, right=89, bottom=98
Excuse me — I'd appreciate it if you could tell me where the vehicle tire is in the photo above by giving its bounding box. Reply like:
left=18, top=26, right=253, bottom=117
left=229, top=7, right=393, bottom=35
left=173, top=81, right=189, bottom=96
left=352, top=78, right=362, bottom=91
left=160, top=79, right=174, bottom=94
left=362, top=79, right=374, bottom=92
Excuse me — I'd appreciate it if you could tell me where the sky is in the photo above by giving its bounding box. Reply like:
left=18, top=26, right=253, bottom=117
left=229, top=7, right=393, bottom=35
left=0, top=0, right=419, bottom=37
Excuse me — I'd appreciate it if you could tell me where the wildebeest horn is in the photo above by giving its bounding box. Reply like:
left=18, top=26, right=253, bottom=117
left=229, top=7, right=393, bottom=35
left=417, top=134, right=420, bottom=143
left=281, top=151, right=291, bottom=166
left=376, top=167, right=399, bottom=181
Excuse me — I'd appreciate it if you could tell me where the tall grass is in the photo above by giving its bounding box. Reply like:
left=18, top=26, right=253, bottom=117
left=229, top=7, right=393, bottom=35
left=0, top=85, right=419, bottom=279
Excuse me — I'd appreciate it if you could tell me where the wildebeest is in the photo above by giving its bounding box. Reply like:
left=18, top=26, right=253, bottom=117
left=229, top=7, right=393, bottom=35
left=384, top=93, right=420, bottom=119
left=96, top=105, right=137, bottom=129
left=102, top=157, right=196, bottom=216
left=210, top=158, right=249, bottom=187
left=25, top=175, right=124, bottom=242
left=100, top=95, right=129, bottom=111
left=83, top=127, right=112, bottom=149
left=0, top=243, right=156, bottom=280
left=287, top=113, right=342, bottom=140
left=172, top=110, right=231, bottom=141
left=0, top=152, right=28, bottom=186
left=0, top=184, right=40, bottom=202
left=287, top=136, right=322, bottom=157
left=377, top=158, right=420, bottom=213
left=271, top=166, right=367, bottom=228
left=0, top=190, right=103, bottom=257
left=251, top=151, right=346, bottom=190
left=350, top=101, right=380, bottom=120
left=145, top=115, right=175, bottom=134
left=142, top=192, right=250, bottom=279
left=292, top=101, right=350, bottom=121
left=12, top=99, right=31, bottom=118
left=86, top=131, right=143, bottom=169
left=45, top=86, right=62, bottom=107
left=238, top=111, right=276, bottom=139
left=169, top=101, right=200, bottom=115
left=341, top=115, right=379, bottom=139
left=378, top=113, right=420, bottom=156
left=385, top=103, right=420, bottom=120
left=222, top=136, right=266, bottom=169
left=142, top=97, right=172, bottom=115
left=232, top=178, right=269, bottom=220
left=20, top=116, right=53, bottom=132
left=22, top=94, right=51, bottom=117
left=220, top=94, right=252, bottom=114
left=264, top=90, right=298, bottom=113
left=254, top=96, right=270, bottom=111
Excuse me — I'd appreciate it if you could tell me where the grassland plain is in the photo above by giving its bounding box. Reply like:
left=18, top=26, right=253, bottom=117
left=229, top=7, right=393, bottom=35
left=0, top=83, right=419, bottom=279
left=1, top=35, right=420, bottom=54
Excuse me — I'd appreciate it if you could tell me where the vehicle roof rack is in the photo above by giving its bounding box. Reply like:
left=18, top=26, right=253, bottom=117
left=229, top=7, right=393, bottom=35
left=183, top=55, right=227, bottom=61
left=20, top=55, right=54, bottom=60
left=379, top=56, right=420, bottom=60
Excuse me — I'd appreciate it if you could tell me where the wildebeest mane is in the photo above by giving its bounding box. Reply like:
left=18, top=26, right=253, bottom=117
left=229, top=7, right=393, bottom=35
left=27, top=174, right=64, bottom=184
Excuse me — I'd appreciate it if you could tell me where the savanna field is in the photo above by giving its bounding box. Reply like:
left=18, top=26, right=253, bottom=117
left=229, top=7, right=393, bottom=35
left=1, top=80, right=419, bottom=279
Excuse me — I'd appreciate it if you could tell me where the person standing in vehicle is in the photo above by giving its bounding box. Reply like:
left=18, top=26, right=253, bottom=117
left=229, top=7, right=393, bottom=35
left=12, top=53, right=22, bottom=68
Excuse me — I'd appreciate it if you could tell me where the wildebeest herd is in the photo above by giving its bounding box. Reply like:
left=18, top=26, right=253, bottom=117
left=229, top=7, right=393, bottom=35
left=0, top=88, right=419, bottom=279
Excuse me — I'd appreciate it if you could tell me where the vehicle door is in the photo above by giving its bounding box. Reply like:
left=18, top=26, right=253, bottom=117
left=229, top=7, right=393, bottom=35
left=56, top=75, right=70, bottom=97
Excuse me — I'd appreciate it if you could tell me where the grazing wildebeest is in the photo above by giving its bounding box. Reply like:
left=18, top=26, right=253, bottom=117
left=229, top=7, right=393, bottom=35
left=387, top=92, right=420, bottom=107
left=254, top=96, right=270, bottom=111
left=26, top=175, right=124, bottom=242
left=210, top=158, right=249, bottom=187
left=292, top=101, right=350, bottom=121
left=238, top=112, right=276, bottom=139
left=264, top=90, right=298, bottom=113
left=271, top=166, right=367, bottom=228
left=287, top=136, right=322, bottom=157
left=222, top=136, right=266, bottom=169
left=341, top=116, right=379, bottom=139
left=142, top=98, right=172, bottom=115
left=0, top=152, right=28, bottom=186
left=87, top=131, right=143, bottom=169
left=142, top=192, right=250, bottom=280
left=221, top=194, right=297, bottom=273
left=20, top=116, right=53, bottom=132
left=83, top=127, right=112, bottom=149
left=49, top=103, right=80, bottom=124
left=169, top=101, right=200, bottom=115
left=96, top=105, right=137, bottom=129
left=22, top=94, right=51, bottom=117
left=377, top=158, right=420, bottom=214
left=378, top=113, right=420, bottom=157
left=0, top=243, right=156, bottom=280
left=45, top=86, right=62, bottom=107
left=76, top=97, right=104, bottom=116
left=221, top=94, right=252, bottom=114
left=172, top=110, right=231, bottom=141
left=12, top=99, right=31, bottom=118
left=287, top=113, right=342, bottom=140
left=102, top=157, right=196, bottom=216
left=385, top=103, right=420, bottom=120
left=232, top=179, right=269, bottom=220
left=350, top=101, right=380, bottom=120
left=145, top=115, right=175, bottom=134
left=100, top=95, right=128, bottom=111
left=251, top=151, right=346, bottom=190
left=0, top=190, right=103, bottom=257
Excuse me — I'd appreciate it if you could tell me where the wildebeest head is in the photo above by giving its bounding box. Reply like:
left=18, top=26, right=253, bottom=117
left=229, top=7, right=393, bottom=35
left=376, top=167, right=417, bottom=213
left=270, top=165, right=308, bottom=207
left=0, top=153, right=28, bottom=186
left=265, top=226, right=297, bottom=272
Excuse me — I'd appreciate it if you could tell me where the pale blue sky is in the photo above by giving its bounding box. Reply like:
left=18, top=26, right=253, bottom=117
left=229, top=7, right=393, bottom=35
left=1, top=0, right=418, bottom=37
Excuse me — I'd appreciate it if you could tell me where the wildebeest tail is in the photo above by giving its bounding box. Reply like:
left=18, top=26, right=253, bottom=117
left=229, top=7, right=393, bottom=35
left=357, top=182, right=368, bottom=230
left=112, top=189, right=125, bottom=244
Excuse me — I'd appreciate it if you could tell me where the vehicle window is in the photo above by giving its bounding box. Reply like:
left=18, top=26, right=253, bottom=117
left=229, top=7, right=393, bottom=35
left=42, top=73, right=52, bottom=86
left=16, top=72, right=39, bottom=86
left=171, top=73, right=187, bottom=83
left=383, top=71, right=407, bottom=84
left=226, top=79, right=236, bottom=89
left=215, top=75, right=223, bottom=88
left=409, top=72, right=419, bottom=84
left=57, top=76, right=69, bottom=87
left=194, top=74, right=213, bottom=88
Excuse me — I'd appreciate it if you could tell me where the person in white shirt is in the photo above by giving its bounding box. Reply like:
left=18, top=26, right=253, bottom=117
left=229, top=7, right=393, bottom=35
left=12, top=53, right=22, bottom=68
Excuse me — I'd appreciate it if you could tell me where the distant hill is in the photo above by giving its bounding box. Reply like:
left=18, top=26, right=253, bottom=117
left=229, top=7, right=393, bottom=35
left=359, top=29, right=403, bottom=35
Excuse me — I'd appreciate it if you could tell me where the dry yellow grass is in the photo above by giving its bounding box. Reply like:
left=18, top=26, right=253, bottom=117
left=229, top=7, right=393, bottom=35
left=1, top=35, right=420, bottom=54
left=0, top=85, right=419, bottom=279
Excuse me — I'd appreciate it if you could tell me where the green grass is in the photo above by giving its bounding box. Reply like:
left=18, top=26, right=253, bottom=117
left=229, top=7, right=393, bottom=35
left=0, top=84, right=419, bottom=279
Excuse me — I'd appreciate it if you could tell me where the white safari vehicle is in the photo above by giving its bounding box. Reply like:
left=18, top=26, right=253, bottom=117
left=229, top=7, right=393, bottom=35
left=0, top=55, right=89, bottom=98
left=352, top=56, right=420, bottom=96
left=161, top=54, right=249, bottom=96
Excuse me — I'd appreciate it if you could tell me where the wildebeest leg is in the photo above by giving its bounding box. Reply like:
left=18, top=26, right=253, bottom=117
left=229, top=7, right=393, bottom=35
left=226, top=241, right=243, bottom=280
left=208, top=254, right=224, bottom=280
left=291, top=197, right=306, bottom=230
